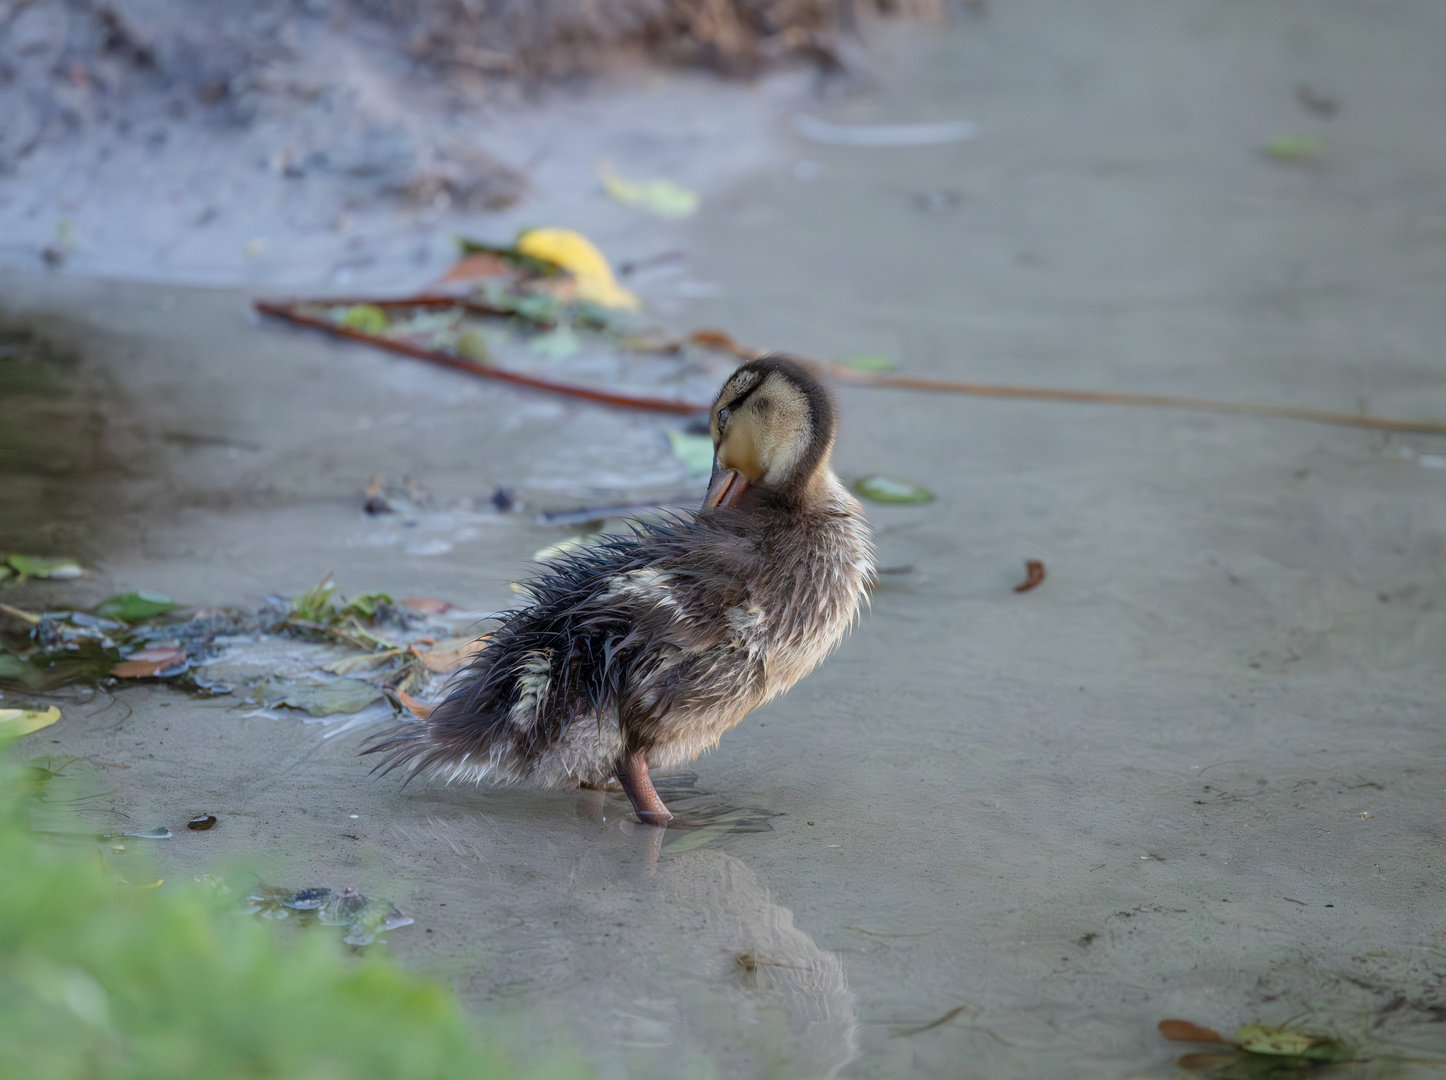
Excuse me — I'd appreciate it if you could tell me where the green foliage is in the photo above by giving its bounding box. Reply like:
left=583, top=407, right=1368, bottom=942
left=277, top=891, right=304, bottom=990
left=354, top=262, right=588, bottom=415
left=95, top=591, right=178, bottom=622
left=336, top=305, right=391, bottom=336
left=0, top=743, right=579, bottom=1080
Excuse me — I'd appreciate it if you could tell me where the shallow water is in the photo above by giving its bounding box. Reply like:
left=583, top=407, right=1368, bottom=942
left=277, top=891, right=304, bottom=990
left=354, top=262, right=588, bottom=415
left=5, top=0, right=1446, bottom=1077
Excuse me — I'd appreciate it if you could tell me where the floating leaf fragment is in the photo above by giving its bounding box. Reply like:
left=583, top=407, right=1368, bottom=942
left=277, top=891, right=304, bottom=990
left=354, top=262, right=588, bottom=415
left=1236, top=1024, right=1353, bottom=1062
left=598, top=163, right=700, bottom=218
left=112, top=647, right=189, bottom=679
left=258, top=679, right=383, bottom=716
left=1014, top=559, right=1046, bottom=594
left=1159, top=1019, right=1230, bottom=1044
left=338, top=592, right=391, bottom=621
left=839, top=354, right=895, bottom=373
left=853, top=475, right=934, bottom=504
left=0, top=705, right=61, bottom=738
left=455, top=328, right=490, bottom=362
left=187, top=814, right=217, bottom=831
left=516, top=229, right=640, bottom=310
left=527, top=323, right=581, bottom=359
left=668, top=430, right=715, bottom=476
left=95, top=591, right=177, bottom=622
left=416, top=637, right=486, bottom=674
left=1262, top=134, right=1325, bottom=161
left=532, top=535, right=594, bottom=562
left=401, top=596, right=453, bottom=615
left=335, top=304, right=389, bottom=335
left=5, top=554, right=84, bottom=580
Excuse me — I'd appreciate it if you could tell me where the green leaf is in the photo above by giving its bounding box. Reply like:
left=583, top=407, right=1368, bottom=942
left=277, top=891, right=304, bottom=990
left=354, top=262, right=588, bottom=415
left=528, top=324, right=581, bottom=359
left=839, top=354, right=895, bottom=373
left=95, top=591, right=177, bottom=622
left=599, top=165, right=700, bottom=218
left=667, top=431, right=715, bottom=476
left=5, top=555, right=84, bottom=580
left=853, top=475, right=934, bottom=504
left=455, top=328, right=490, bottom=362
left=259, top=679, right=383, bottom=716
left=339, top=593, right=391, bottom=622
left=1236, top=1025, right=1353, bottom=1062
left=335, top=304, right=390, bottom=336
left=289, top=576, right=338, bottom=624
left=1263, top=134, right=1325, bottom=160
left=0, top=654, right=44, bottom=689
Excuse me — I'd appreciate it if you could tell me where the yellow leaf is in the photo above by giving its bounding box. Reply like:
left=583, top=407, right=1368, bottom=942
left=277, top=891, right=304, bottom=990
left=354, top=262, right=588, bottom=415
left=516, top=228, right=640, bottom=310
left=0, top=705, right=61, bottom=738
left=598, top=163, right=699, bottom=218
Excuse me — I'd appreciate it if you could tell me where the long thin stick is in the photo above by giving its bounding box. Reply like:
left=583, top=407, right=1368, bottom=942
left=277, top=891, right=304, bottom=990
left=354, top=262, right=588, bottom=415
left=829, top=368, right=1446, bottom=437
left=254, top=300, right=705, bottom=416
left=691, top=329, right=1446, bottom=438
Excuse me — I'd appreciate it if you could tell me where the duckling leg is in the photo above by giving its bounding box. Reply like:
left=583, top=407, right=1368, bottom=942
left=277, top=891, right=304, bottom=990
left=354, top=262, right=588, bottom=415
left=615, top=748, right=673, bottom=826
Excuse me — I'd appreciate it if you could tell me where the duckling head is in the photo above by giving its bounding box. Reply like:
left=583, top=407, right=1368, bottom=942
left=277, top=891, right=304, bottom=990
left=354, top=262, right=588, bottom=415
left=704, top=354, right=837, bottom=510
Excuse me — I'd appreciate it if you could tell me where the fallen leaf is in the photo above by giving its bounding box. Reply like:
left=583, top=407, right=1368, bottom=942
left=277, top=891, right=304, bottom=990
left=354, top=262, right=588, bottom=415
left=689, top=329, right=757, bottom=358
left=1263, top=134, right=1325, bottom=161
left=1014, top=559, right=1046, bottom=593
left=0, top=705, right=61, bottom=738
left=259, top=679, right=383, bottom=716
left=516, top=229, right=640, bottom=310
left=395, top=689, right=435, bottom=719
left=1159, top=1020, right=1230, bottom=1044
left=533, top=535, right=593, bottom=562
left=400, top=597, right=453, bottom=615
left=853, top=475, right=934, bottom=504
left=598, top=163, right=700, bottom=218
left=416, top=636, right=486, bottom=673
left=668, top=430, right=715, bottom=476
left=5, top=554, right=84, bottom=580
left=455, top=328, right=490, bottom=362
left=96, top=590, right=177, bottom=622
left=527, top=324, right=581, bottom=358
left=112, top=647, right=189, bottom=678
left=335, top=304, right=390, bottom=335
left=1236, top=1024, right=1353, bottom=1062
left=439, top=252, right=516, bottom=284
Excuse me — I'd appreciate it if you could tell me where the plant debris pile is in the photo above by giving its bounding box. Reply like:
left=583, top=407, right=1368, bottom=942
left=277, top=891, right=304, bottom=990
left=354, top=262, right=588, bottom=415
left=0, top=575, right=492, bottom=722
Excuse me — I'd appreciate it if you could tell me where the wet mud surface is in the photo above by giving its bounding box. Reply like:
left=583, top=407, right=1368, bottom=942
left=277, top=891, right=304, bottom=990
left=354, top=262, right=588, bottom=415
left=5, top=1, right=1446, bottom=1077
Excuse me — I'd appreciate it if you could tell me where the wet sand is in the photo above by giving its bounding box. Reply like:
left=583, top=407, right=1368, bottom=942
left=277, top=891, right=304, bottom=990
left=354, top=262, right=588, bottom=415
left=4, top=1, right=1446, bottom=1077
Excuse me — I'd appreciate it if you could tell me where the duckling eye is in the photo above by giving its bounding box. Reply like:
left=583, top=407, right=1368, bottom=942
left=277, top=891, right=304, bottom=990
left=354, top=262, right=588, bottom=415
left=717, top=405, right=732, bottom=429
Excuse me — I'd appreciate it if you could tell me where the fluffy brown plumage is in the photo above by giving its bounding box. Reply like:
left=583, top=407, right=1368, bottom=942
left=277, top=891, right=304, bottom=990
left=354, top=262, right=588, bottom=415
left=364, top=354, right=874, bottom=823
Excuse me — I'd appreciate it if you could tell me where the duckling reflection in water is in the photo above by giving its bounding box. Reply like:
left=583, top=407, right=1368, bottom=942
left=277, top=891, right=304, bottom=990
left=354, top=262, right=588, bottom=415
left=365, top=355, right=875, bottom=824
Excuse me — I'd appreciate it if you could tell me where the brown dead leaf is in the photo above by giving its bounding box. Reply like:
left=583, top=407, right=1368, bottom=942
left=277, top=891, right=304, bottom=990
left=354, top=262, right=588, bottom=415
left=401, top=597, right=454, bottom=615
left=529, top=277, right=579, bottom=302
left=416, top=636, right=487, bottom=673
left=439, top=252, right=515, bottom=284
left=1159, top=1020, right=1230, bottom=1044
left=1014, top=559, right=1046, bottom=593
left=112, top=647, right=187, bottom=678
left=689, top=329, right=758, bottom=359
left=395, top=689, right=435, bottom=719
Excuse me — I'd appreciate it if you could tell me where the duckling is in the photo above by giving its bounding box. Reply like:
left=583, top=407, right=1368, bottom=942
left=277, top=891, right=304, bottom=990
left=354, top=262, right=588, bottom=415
left=364, top=355, right=874, bottom=824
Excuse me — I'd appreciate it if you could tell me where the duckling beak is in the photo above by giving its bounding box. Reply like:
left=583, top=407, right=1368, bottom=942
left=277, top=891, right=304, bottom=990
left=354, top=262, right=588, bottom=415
left=704, top=466, right=749, bottom=509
